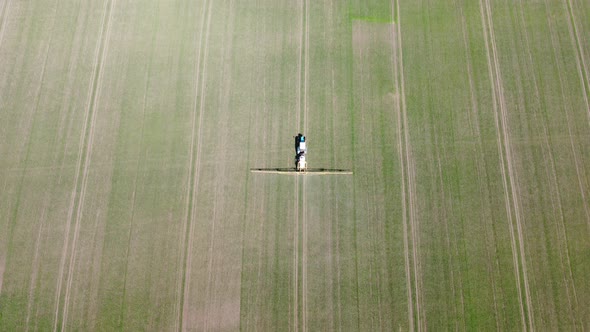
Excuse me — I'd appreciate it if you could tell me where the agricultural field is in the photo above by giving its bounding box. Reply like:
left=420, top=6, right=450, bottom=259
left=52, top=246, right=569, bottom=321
left=0, top=0, right=589, bottom=330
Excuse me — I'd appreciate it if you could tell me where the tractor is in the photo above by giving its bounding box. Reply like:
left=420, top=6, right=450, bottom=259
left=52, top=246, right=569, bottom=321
left=295, top=133, right=307, bottom=172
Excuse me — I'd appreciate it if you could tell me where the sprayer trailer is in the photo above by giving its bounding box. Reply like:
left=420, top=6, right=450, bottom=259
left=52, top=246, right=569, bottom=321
left=250, top=134, right=351, bottom=175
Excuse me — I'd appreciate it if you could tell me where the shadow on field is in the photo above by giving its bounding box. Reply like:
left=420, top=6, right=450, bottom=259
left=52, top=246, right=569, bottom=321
left=250, top=168, right=353, bottom=175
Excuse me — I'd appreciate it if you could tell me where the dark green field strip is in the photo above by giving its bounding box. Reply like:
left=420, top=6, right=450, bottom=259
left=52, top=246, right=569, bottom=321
left=486, top=0, right=590, bottom=328
left=399, top=0, right=590, bottom=329
left=349, top=0, right=393, bottom=24
left=400, top=0, right=531, bottom=329
left=350, top=19, right=410, bottom=330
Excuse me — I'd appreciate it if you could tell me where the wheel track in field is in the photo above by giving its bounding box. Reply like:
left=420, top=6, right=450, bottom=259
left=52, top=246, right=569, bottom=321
left=0, top=177, right=7, bottom=295
left=118, top=17, right=155, bottom=325
left=20, top=0, right=61, bottom=326
left=25, top=199, right=49, bottom=331
left=293, top=178, right=300, bottom=332
left=302, top=0, right=309, bottom=330
left=545, top=1, right=584, bottom=324
left=559, top=0, right=590, bottom=229
left=60, top=0, right=116, bottom=326
left=326, top=2, right=337, bottom=327
left=202, top=2, right=235, bottom=329
left=23, top=40, right=78, bottom=319
left=390, top=1, right=421, bottom=329
left=519, top=1, right=581, bottom=326
left=293, top=0, right=303, bottom=324
left=33, top=0, right=82, bottom=320
left=457, top=4, right=500, bottom=327
left=294, top=0, right=309, bottom=330
left=434, top=145, right=465, bottom=330
left=485, top=3, right=535, bottom=329
left=545, top=0, right=590, bottom=324
left=330, top=65, right=344, bottom=330
left=52, top=1, right=115, bottom=330
left=176, top=1, right=212, bottom=330
left=389, top=7, right=413, bottom=332
left=479, top=0, right=527, bottom=328
left=479, top=0, right=534, bottom=329
left=0, top=0, right=11, bottom=50
left=563, top=0, right=590, bottom=126
left=4, top=0, right=59, bottom=267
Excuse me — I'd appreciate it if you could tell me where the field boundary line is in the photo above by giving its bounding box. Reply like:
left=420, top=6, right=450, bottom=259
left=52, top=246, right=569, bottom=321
left=177, top=1, right=213, bottom=330
left=59, top=0, right=117, bottom=329
left=51, top=0, right=114, bottom=330
left=563, top=0, right=590, bottom=126
left=391, top=0, right=421, bottom=329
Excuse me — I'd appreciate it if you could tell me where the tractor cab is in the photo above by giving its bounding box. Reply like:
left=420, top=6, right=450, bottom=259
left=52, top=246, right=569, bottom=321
left=296, top=133, right=306, bottom=154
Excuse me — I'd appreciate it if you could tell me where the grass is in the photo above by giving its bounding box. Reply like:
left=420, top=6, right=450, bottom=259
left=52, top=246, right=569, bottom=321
left=0, top=0, right=589, bottom=330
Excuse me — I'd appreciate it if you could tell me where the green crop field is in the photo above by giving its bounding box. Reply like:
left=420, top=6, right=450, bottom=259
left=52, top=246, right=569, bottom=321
left=0, top=0, right=589, bottom=330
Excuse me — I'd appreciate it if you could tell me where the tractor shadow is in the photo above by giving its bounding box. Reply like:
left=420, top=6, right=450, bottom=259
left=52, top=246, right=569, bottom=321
left=250, top=167, right=352, bottom=174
